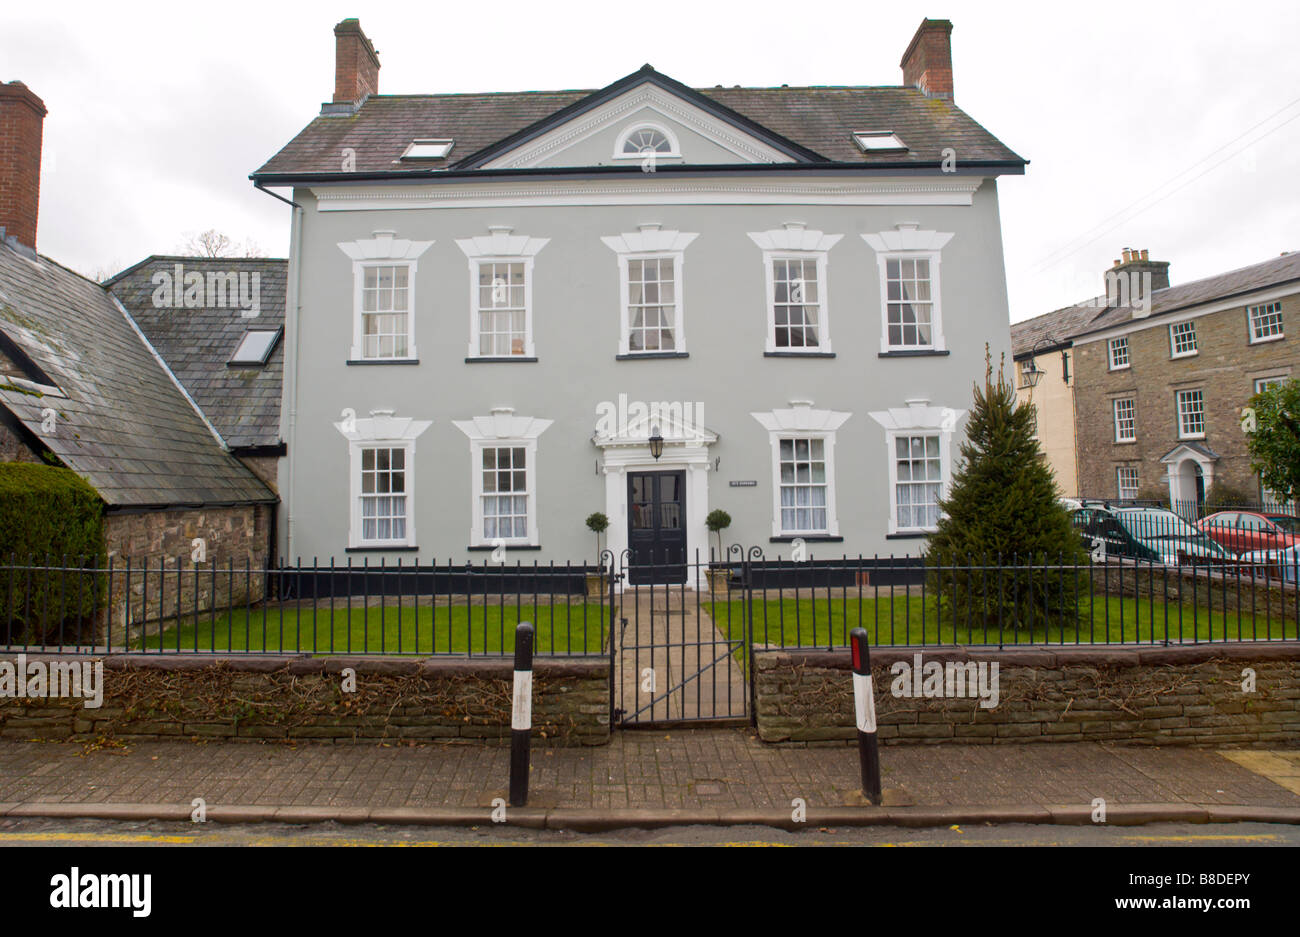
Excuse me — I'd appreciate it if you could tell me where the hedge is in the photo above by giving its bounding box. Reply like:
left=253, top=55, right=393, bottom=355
left=0, top=463, right=106, bottom=644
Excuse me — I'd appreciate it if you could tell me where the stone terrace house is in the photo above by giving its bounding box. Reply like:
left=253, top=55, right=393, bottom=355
left=252, top=17, right=1026, bottom=580
left=104, top=256, right=288, bottom=493
left=1013, top=248, right=1299, bottom=507
left=0, top=80, right=276, bottom=614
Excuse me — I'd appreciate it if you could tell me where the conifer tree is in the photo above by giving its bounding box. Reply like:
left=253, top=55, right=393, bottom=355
left=925, top=350, right=1086, bottom=631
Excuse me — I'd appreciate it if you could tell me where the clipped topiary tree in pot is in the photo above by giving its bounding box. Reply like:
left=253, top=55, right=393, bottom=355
left=584, top=511, right=609, bottom=597
left=705, top=508, right=732, bottom=592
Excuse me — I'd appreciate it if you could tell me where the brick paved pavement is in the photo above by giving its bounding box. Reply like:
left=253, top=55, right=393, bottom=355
left=0, top=731, right=1296, bottom=813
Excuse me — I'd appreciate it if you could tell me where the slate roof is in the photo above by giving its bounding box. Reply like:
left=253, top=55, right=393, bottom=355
left=0, top=241, right=275, bottom=507
left=1073, top=251, right=1300, bottom=339
left=253, top=68, right=1024, bottom=179
left=1013, top=251, right=1300, bottom=355
left=105, top=257, right=286, bottom=450
left=1011, top=301, right=1105, bottom=357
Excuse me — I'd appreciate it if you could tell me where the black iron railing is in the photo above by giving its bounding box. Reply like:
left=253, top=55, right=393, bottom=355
left=2, top=529, right=1298, bottom=655
left=0, top=555, right=616, bottom=657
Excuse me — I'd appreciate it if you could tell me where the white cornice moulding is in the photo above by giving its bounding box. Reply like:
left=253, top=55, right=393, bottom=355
left=602, top=229, right=699, bottom=254
left=481, top=83, right=792, bottom=169
left=867, top=405, right=964, bottom=432
left=747, top=228, right=843, bottom=252
left=751, top=406, right=851, bottom=433
left=336, top=231, right=433, bottom=261
left=455, top=232, right=550, bottom=258
left=453, top=413, right=553, bottom=441
left=861, top=226, right=955, bottom=253
left=333, top=411, right=432, bottom=442
left=311, top=177, right=984, bottom=212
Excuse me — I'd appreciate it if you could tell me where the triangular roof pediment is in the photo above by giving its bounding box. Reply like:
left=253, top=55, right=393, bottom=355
left=466, top=66, right=824, bottom=170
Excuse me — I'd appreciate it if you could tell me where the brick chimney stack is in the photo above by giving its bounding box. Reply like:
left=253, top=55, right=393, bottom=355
left=0, top=81, right=47, bottom=252
left=1109, top=247, right=1171, bottom=292
left=900, top=18, right=954, bottom=101
left=333, top=19, right=380, bottom=104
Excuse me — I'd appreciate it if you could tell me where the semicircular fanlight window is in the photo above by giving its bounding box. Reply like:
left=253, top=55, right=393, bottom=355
left=622, top=127, right=673, bottom=155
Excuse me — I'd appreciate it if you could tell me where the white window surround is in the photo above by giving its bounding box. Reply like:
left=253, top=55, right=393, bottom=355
left=337, top=231, right=433, bottom=361
left=455, top=227, right=550, bottom=359
left=612, top=121, right=682, bottom=161
left=752, top=402, right=851, bottom=539
left=602, top=226, right=698, bottom=356
left=747, top=224, right=842, bottom=354
left=861, top=225, right=954, bottom=353
left=1113, top=397, right=1136, bottom=443
left=868, top=401, right=965, bottom=536
left=1117, top=466, right=1139, bottom=500
left=1108, top=336, right=1130, bottom=370
left=1255, top=375, right=1288, bottom=394
left=1247, top=301, right=1284, bottom=344
left=1169, top=320, right=1198, bottom=358
left=1176, top=388, right=1206, bottom=439
left=333, top=410, right=432, bottom=549
left=452, top=409, right=553, bottom=548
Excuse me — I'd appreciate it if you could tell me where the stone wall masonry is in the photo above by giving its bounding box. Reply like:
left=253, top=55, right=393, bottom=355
left=1093, top=558, right=1299, bottom=623
left=103, top=504, right=273, bottom=631
left=1072, top=292, right=1298, bottom=499
left=0, top=654, right=610, bottom=746
left=755, top=644, right=1300, bottom=746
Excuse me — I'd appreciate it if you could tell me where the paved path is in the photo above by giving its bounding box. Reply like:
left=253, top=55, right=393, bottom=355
left=2, top=817, right=1297, bottom=847
left=614, top=586, right=747, bottom=724
left=0, top=731, right=1296, bottom=813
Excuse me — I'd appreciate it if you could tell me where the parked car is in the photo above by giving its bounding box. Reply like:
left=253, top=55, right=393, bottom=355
left=1197, top=510, right=1300, bottom=556
left=1071, top=506, right=1232, bottom=566
left=1240, top=545, right=1300, bottom=582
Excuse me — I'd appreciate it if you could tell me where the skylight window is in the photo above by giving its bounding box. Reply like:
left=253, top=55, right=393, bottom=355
left=853, top=132, right=908, bottom=153
left=228, top=328, right=281, bottom=367
left=400, top=139, right=454, bottom=160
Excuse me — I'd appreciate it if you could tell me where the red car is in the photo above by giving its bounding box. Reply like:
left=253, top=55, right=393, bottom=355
left=1197, top=510, right=1300, bottom=555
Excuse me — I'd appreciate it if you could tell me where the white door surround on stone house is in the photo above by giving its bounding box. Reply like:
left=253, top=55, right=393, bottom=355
left=1161, top=442, right=1217, bottom=509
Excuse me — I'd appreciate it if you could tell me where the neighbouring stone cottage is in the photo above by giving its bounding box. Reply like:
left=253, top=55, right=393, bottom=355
left=0, top=80, right=280, bottom=628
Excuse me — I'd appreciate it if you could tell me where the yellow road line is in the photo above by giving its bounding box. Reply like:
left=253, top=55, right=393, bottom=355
left=0, top=832, right=197, bottom=844
left=1123, top=834, right=1282, bottom=843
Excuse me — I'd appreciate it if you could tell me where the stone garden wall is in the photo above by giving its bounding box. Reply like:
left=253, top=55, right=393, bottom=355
left=755, top=644, right=1300, bottom=746
left=0, top=654, right=610, bottom=746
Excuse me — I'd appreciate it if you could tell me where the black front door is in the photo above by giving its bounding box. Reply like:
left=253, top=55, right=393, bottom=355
left=628, top=471, right=687, bottom=584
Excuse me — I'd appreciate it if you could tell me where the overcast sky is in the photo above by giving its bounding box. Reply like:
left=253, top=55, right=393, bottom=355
left=6, top=0, right=1298, bottom=322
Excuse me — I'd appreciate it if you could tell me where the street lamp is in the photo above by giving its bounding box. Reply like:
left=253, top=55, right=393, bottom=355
left=1023, top=335, right=1071, bottom=388
left=648, top=425, right=664, bottom=461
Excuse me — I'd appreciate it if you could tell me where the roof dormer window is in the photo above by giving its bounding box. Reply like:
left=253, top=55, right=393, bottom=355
left=853, top=131, right=908, bottom=153
left=400, top=139, right=454, bottom=160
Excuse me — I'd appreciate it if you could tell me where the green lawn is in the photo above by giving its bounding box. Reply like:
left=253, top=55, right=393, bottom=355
left=134, top=602, right=610, bottom=655
left=707, top=594, right=1299, bottom=647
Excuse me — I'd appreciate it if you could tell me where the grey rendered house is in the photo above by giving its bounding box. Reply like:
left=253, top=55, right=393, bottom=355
left=252, top=17, right=1025, bottom=581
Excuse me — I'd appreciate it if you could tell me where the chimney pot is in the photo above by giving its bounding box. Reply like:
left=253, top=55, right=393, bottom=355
left=1107, top=247, right=1171, bottom=293
left=900, top=19, right=954, bottom=101
left=333, top=19, right=380, bottom=105
left=0, top=81, right=46, bottom=252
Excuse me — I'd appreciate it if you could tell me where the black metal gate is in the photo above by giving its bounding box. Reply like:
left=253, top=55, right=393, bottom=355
left=611, top=548, right=754, bottom=727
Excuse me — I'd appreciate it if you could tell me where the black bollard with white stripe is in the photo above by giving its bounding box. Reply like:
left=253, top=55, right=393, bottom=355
left=849, top=627, right=882, bottom=805
left=509, top=622, right=535, bottom=807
